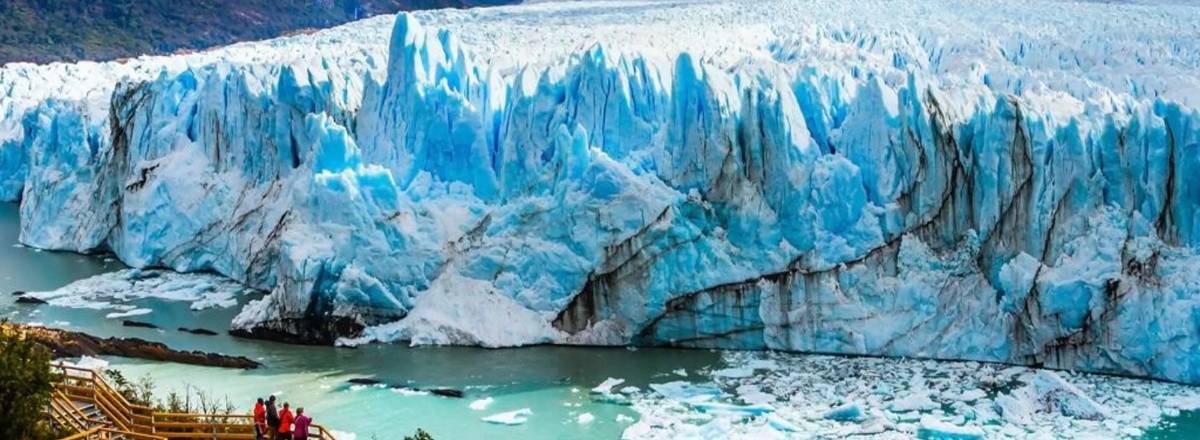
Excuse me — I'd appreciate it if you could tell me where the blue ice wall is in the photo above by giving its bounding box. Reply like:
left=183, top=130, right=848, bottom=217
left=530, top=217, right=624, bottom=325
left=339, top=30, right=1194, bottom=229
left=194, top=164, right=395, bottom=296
left=2, top=7, right=1198, bottom=383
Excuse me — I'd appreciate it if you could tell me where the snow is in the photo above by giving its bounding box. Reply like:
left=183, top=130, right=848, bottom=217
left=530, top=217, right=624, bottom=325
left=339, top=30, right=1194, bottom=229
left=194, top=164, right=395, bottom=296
left=482, top=408, right=533, bottom=425
left=1, top=0, right=1199, bottom=384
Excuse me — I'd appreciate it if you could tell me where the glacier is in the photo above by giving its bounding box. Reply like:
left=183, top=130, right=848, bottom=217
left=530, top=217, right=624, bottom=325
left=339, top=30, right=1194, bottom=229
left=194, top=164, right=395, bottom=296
left=2, top=0, right=1199, bottom=383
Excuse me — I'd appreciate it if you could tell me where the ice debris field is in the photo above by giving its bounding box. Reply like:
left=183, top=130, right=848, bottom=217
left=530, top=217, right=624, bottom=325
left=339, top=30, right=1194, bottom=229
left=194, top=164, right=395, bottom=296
left=622, top=351, right=1200, bottom=439
left=2, top=0, right=1200, bottom=390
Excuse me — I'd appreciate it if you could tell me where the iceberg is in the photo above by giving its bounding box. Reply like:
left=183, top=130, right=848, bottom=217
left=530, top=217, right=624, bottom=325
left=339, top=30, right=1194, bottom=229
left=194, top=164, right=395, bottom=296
left=916, top=417, right=985, bottom=440
left=822, top=403, right=864, bottom=422
left=481, top=408, right=532, bottom=426
left=2, top=0, right=1200, bottom=383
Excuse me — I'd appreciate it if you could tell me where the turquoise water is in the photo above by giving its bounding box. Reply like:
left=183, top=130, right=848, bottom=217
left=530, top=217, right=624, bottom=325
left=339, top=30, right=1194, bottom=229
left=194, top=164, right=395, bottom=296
left=1144, top=411, right=1200, bottom=439
left=0, top=203, right=123, bottom=296
left=3, top=201, right=1198, bottom=439
left=5, top=295, right=719, bottom=439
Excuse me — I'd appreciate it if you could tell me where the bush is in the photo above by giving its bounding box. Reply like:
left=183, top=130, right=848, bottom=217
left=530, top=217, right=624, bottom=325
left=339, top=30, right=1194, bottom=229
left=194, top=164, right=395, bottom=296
left=0, top=320, right=61, bottom=440
left=104, top=369, right=155, bottom=406
left=403, top=429, right=435, bottom=440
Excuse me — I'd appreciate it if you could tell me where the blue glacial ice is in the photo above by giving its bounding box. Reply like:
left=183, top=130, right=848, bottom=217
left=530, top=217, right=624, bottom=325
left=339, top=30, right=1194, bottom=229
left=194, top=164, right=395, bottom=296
left=1, top=0, right=1199, bottom=383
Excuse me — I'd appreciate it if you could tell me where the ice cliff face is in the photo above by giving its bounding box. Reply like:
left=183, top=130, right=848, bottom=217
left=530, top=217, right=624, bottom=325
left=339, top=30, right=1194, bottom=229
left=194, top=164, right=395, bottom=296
left=3, top=0, right=1200, bottom=383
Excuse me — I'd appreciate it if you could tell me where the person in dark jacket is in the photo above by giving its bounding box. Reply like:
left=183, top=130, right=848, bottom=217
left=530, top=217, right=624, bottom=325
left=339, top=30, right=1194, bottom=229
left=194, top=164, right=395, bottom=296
left=266, top=395, right=280, bottom=440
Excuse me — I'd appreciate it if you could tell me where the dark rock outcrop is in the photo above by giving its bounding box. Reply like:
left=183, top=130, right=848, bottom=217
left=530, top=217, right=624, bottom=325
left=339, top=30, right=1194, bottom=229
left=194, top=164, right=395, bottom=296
left=178, top=327, right=218, bottom=336
left=230, top=316, right=364, bottom=346
left=15, top=295, right=46, bottom=304
left=3, top=322, right=260, bottom=369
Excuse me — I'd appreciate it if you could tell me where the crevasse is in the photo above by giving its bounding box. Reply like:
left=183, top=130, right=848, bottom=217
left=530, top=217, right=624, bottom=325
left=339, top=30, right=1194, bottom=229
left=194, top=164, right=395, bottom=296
left=1, top=1, right=1198, bottom=383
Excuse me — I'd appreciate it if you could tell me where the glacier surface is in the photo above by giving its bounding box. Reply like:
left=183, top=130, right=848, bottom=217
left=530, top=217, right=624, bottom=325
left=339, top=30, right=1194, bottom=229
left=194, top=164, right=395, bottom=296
left=3, top=0, right=1200, bottom=383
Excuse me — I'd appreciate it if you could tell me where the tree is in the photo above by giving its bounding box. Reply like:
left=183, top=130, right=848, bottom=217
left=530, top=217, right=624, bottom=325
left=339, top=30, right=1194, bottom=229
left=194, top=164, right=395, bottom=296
left=0, top=321, right=60, bottom=440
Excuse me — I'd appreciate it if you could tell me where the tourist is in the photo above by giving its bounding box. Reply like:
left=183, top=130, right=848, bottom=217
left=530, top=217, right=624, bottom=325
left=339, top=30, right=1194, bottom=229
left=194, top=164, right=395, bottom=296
left=266, top=395, right=280, bottom=440
left=253, top=398, right=267, bottom=440
left=278, top=402, right=295, bottom=440
left=293, top=407, right=312, bottom=440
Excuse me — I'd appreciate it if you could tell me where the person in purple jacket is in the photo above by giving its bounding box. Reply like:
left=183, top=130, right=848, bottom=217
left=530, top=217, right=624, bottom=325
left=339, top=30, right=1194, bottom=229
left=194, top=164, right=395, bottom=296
left=293, top=407, right=313, bottom=440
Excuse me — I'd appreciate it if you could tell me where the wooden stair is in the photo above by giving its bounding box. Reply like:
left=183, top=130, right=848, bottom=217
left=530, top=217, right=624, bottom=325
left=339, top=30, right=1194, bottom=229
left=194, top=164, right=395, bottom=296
left=49, top=363, right=339, bottom=440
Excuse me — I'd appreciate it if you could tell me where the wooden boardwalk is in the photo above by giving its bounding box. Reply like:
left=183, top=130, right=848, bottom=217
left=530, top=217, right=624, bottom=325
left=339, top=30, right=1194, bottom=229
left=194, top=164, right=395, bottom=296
left=49, top=363, right=339, bottom=440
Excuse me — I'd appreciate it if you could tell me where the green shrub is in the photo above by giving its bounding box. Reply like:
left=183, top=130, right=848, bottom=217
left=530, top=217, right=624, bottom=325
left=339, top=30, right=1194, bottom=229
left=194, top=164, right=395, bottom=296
left=0, top=321, right=61, bottom=440
left=403, top=430, right=435, bottom=440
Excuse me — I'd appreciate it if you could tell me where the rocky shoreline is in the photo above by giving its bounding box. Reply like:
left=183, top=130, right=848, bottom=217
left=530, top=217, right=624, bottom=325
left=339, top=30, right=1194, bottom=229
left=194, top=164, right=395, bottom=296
left=1, top=322, right=261, bottom=369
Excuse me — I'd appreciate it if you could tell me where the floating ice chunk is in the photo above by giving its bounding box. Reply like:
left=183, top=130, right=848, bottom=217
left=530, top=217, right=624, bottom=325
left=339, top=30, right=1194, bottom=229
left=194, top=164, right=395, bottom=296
left=889, top=392, right=939, bottom=412
left=746, top=359, right=779, bottom=370
left=713, top=367, right=755, bottom=378
left=619, top=386, right=641, bottom=394
left=673, top=369, right=688, bottom=377
left=469, top=397, right=494, bottom=410
left=592, top=377, right=626, bottom=394
left=391, top=388, right=429, bottom=396
left=615, top=414, right=635, bottom=424
left=70, top=356, right=109, bottom=371
left=482, top=408, right=532, bottom=425
left=766, top=414, right=799, bottom=432
left=1029, top=371, right=1110, bottom=420
left=953, top=389, right=987, bottom=403
left=105, top=308, right=152, bottom=319
left=576, top=413, right=594, bottom=424
left=592, top=392, right=632, bottom=406
left=916, top=417, right=984, bottom=440
left=649, top=381, right=723, bottom=403
left=993, top=394, right=1033, bottom=426
left=824, top=402, right=865, bottom=421
left=691, top=401, right=775, bottom=416
left=736, top=384, right=774, bottom=405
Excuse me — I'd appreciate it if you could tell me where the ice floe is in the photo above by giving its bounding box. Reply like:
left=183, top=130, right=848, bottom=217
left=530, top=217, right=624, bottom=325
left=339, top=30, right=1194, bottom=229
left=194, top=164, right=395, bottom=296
left=27, top=269, right=251, bottom=318
left=482, top=408, right=532, bottom=425
left=468, top=397, right=493, bottom=411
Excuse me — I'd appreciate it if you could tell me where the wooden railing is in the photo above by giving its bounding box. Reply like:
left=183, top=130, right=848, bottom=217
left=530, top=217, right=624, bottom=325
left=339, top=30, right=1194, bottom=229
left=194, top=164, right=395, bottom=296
left=57, top=427, right=167, bottom=440
left=151, top=413, right=338, bottom=440
left=50, top=363, right=338, bottom=440
left=52, top=363, right=156, bottom=433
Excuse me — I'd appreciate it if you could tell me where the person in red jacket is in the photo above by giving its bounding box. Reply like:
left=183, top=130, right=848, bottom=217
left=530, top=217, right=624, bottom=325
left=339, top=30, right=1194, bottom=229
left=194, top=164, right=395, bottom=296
left=253, top=398, right=267, bottom=440
left=278, top=402, right=295, bottom=440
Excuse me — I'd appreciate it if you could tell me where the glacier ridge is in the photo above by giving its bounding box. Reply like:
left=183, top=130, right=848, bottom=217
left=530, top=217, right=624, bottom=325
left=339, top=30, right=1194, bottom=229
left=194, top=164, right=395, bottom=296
left=1, top=0, right=1199, bottom=383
